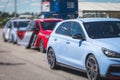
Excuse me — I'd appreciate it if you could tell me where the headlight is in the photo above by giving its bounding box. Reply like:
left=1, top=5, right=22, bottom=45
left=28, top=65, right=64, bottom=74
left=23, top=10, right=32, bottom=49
left=102, top=48, right=120, bottom=58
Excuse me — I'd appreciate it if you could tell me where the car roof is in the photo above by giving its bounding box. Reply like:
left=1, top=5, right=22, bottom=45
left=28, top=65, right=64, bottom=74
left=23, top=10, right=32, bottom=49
left=11, top=19, right=30, bottom=22
left=34, top=18, right=63, bottom=22
left=78, top=18, right=120, bottom=23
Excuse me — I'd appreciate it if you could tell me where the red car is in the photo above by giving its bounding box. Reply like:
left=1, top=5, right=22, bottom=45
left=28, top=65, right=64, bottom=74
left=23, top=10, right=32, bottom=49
left=17, top=18, right=62, bottom=52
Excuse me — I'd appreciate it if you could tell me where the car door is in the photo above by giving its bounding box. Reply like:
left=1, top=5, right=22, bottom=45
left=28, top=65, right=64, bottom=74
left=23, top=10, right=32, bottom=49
left=4, top=21, right=12, bottom=40
left=64, top=21, right=86, bottom=69
left=54, top=22, right=71, bottom=64
left=17, top=21, right=35, bottom=46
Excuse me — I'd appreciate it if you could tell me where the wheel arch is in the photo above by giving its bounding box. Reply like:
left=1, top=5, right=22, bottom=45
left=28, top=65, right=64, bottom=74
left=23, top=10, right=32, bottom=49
left=85, top=53, right=100, bottom=67
left=47, top=46, right=53, bottom=54
left=85, top=53, right=94, bottom=64
left=38, top=36, right=45, bottom=45
left=37, top=36, right=42, bottom=46
left=35, top=35, right=43, bottom=47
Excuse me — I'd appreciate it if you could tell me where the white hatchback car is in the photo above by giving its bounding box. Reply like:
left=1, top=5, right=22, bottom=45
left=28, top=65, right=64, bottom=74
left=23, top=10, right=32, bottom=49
left=3, top=19, right=30, bottom=43
left=47, top=18, right=120, bottom=80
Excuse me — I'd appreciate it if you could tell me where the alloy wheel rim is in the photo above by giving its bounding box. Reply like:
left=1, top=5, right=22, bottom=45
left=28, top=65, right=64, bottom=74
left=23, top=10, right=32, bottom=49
left=3, top=34, right=6, bottom=41
left=47, top=50, right=55, bottom=68
left=12, top=35, right=14, bottom=42
left=86, top=56, right=98, bottom=80
left=40, top=42, right=44, bottom=52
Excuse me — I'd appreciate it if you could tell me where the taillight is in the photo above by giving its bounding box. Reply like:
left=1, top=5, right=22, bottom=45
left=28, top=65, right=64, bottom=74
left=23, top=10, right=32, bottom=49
left=17, top=31, right=25, bottom=40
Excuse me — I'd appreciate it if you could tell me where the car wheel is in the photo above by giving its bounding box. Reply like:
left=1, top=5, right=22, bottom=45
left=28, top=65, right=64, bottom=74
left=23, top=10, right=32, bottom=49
left=47, top=48, right=59, bottom=69
left=12, top=35, right=16, bottom=44
left=3, top=33, right=7, bottom=42
left=25, top=44, right=31, bottom=49
left=16, top=39, right=18, bottom=44
left=39, top=40, right=45, bottom=53
left=86, top=55, right=101, bottom=80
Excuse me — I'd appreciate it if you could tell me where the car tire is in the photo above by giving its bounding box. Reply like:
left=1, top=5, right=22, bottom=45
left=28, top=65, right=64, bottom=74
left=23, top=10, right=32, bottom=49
left=12, top=35, right=16, bottom=44
left=39, top=40, right=45, bottom=53
left=86, top=55, right=101, bottom=80
left=47, top=48, right=59, bottom=69
left=3, top=33, right=7, bottom=42
left=25, top=45, right=31, bottom=49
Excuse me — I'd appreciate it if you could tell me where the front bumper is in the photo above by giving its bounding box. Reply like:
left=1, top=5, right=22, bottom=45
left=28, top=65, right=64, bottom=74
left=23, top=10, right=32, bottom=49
left=106, top=64, right=120, bottom=79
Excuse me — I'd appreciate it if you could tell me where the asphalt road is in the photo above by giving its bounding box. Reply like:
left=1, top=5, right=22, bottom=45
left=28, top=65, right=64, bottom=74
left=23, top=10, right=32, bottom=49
left=0, top=29, right=87, bottom=80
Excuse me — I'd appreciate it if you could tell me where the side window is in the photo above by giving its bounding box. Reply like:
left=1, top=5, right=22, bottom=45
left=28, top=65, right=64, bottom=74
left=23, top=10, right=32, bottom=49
left=70, top=22, right=84, bottom=36
left=27, top=21, right=35, bottom=30
left=117, top=22, right=120, bottom=30
left=6, top=21, right=12, bottom=28
left=56, top=22, right=71, bottom=36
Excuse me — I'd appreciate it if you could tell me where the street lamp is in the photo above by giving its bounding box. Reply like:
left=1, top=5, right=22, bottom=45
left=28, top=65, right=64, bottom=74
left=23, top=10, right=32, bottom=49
left=14, top=0, right=17, bottom=18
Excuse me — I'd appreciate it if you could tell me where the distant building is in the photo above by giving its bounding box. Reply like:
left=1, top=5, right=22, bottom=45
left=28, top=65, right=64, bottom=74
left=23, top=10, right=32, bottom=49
left=40, top=1, right=120, bottom=19
left=41, top=0, right=78, bottom=19
left=78, top=2, right=120, bottom=18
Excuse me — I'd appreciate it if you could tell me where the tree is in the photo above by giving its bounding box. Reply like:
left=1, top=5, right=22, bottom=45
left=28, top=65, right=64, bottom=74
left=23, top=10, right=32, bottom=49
left=11, top=12, right=19, bottom=17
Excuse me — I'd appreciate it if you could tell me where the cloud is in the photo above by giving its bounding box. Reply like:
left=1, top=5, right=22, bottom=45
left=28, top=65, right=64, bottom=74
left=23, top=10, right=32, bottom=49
left=78, top=0, right=85, bottom=1
left=32, top=0, right=38, bottom=1
left=0, top=6, right=4, bottom=8
left=30, top=3, right=40, bottom=6
left=18, top=0, right=29, bottom=4
left=22, top=1, right=29, bottom=4
left=7, top=3, right=13, bottom=7
left=0, top=0, right=8, bottom=2
left=0, top=0, right=10, bottom=10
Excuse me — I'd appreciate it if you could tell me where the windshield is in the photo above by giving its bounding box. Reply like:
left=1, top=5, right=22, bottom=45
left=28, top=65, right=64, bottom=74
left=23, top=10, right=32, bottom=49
left=84, top=21, right=120, bottom=39
left=41, top=21, right=59, bottom=30
left=14, top=21, right=29, bottom=28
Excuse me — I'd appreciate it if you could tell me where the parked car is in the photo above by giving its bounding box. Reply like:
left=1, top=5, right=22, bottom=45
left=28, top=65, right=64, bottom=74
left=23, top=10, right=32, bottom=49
left=2, top=19, right=30, bottom=44
left=19, top=15, right=33, bottom=19
left=46, top=18, right=120, bottom=80
left=17, top=18, right=62, bottom=52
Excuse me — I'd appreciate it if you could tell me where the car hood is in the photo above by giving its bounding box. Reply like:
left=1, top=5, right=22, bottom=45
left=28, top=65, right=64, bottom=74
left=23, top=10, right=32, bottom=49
left=42, top=30, right=53, bottom=35
left=91, top=38, right=120, bottom=51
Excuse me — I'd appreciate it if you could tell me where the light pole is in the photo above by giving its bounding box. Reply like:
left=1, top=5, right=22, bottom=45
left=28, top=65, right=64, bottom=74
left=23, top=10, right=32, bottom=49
left=14, top=0, right=17, bottom=18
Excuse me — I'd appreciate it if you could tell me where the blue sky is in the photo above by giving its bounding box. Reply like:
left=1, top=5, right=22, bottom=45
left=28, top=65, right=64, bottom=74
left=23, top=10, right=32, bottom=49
left=0, top=0, right=42, bottom=14
left=0, top=0, right=120, bottom=14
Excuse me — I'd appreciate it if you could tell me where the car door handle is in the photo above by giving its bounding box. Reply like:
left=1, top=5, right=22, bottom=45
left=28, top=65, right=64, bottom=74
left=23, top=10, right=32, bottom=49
left=54, top=39, right=57, bottom=41
left=66, top=42, right=70, bottom=44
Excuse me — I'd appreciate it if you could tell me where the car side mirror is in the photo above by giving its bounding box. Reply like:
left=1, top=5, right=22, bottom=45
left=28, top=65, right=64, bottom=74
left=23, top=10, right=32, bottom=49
left=72, top=34, right=86, bottom=40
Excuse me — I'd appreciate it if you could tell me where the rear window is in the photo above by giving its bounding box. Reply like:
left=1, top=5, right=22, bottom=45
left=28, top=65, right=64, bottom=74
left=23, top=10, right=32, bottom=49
left=14, top=21, right=29, bottom=28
